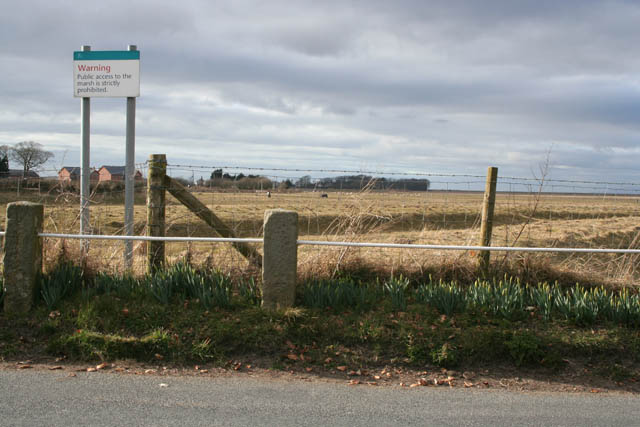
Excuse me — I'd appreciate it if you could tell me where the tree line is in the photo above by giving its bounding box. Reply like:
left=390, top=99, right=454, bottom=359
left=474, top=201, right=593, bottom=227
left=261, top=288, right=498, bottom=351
left=204, top=170, right=430, bottom=191
left=299, top=175, right=430, bottom=191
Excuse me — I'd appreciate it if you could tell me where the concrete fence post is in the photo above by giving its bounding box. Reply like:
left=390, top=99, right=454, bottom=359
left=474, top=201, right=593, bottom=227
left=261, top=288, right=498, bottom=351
left=3, top=202, right=44, bottom=315
left=262, top=209, right=298, bottom=310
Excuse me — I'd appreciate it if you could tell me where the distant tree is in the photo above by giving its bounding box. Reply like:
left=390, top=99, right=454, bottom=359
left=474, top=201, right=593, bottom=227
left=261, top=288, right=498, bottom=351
left=211, top=169, right=223, bottom=180
left=236, top=173, right=245, bottom=180
left=9, top=141, right=53, bottom=177
left=278, top=179, right=293, bottom=190
left=295, top=175, right=312, bottom=188
left=0, top=145, right=9, bottom=175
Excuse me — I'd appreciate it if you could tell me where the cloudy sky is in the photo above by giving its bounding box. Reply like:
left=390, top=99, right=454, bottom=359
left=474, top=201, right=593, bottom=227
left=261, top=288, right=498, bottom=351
left=2, top=0, right=640, bottom=188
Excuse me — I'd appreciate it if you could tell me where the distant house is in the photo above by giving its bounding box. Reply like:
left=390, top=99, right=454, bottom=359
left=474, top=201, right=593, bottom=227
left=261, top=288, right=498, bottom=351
left=98, top=166, right=143, bottom=182
left=0, top=169, right=40, bottom=179
left=58, top=167, right=98, bottom=182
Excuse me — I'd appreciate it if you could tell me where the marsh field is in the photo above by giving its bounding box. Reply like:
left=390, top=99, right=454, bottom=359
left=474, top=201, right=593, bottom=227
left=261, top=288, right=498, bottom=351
left=2, top=187, right=640, bottom=286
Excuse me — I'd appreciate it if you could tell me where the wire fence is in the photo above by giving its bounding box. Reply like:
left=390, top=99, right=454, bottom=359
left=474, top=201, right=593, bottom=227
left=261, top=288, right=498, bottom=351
left=3, top=162, right=640, bottom=284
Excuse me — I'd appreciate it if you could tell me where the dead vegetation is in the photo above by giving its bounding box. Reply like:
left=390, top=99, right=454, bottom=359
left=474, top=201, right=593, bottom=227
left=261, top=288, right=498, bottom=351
left=2, top=183, right=640, bottom=287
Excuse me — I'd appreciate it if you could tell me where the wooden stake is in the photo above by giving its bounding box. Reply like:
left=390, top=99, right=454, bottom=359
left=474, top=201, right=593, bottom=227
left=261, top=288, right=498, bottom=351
left=147, top=154, right=166, bottom=273
left=478, top=166, right=498, bottom=274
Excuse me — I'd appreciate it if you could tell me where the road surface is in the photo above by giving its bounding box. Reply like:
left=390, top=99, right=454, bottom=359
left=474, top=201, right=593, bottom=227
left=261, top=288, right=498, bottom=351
left=1, top=370, right=638, bottom=426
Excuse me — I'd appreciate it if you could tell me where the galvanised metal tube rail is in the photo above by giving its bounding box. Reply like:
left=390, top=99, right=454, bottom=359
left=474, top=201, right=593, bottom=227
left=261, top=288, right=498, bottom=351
left=38, top=233, right=262, bottom=244
left=297, top=240, right=640, bottom=254
left=23, top=232, right=640, bottom=255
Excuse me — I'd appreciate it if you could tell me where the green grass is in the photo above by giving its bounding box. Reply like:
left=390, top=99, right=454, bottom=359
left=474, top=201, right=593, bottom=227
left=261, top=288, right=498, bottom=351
left=2, top=262, right=640, bottom=378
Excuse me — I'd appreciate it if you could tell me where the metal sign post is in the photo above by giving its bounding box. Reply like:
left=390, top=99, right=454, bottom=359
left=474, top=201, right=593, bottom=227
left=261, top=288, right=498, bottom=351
left=124, top=45, right=137, bottom=269
left=74, top=45, right=140, bottom=268
left=80, top=46, right=91, bottom=249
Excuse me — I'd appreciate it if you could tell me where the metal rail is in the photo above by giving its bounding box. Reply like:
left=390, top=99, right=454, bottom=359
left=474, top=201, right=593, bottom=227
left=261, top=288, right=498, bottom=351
left=38, top=233, right=262, bottom=243
left=22, top=232, right=640, bottom=254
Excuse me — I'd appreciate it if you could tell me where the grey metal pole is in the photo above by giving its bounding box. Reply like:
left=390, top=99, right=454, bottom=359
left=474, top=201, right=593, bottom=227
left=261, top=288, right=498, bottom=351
left=80, top=45, right=91, bottom=248
left=124, top=44, right=137, bottom=270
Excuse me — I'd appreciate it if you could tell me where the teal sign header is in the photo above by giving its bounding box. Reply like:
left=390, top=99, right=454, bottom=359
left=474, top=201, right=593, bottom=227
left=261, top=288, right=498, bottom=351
left=73, top=51, right=140, bottom=61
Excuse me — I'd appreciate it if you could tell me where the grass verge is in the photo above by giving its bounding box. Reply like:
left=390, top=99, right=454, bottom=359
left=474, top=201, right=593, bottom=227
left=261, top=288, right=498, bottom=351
left=1, top=262, right=640, bottom=388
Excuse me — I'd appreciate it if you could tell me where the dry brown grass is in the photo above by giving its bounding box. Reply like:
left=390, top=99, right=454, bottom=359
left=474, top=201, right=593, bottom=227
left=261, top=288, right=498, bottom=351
left=2, top=186, right=640, bottom=286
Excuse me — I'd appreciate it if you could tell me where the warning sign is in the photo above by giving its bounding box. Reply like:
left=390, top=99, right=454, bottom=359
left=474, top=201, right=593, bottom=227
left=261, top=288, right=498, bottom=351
left=73, top=51, right=140, bottom=98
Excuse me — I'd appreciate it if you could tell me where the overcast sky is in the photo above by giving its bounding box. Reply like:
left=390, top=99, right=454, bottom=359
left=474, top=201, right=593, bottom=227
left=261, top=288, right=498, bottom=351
left=2, top=0, right=640, bottom=188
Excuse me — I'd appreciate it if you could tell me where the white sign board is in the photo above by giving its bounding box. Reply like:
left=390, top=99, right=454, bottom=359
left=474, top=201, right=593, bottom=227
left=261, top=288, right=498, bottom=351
left=73, top=51, right=140, bottom=98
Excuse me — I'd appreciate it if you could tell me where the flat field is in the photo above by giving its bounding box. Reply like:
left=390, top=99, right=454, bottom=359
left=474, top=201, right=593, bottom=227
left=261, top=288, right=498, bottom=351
left=2, top=188, right=640, bottom=285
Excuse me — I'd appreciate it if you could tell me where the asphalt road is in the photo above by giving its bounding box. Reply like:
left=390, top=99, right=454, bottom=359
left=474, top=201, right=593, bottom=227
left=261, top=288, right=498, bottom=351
left=1, top=370, right=639, bottom=426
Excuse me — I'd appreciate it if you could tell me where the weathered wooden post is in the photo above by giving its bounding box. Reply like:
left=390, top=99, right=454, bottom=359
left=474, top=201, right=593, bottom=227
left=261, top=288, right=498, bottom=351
left=147, top=154, right=166, bottom=273
left=262, top=209, right=298, bottom=310
left=478, top=167, right=498, bottom=274
left=3, top=202, right=43, bottom=315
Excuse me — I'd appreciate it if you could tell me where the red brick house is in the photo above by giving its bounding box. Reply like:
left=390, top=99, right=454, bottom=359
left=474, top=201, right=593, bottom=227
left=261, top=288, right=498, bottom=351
left=58, top=167, right=98, bottom=182
left=98, top=166, right=143, bottom=182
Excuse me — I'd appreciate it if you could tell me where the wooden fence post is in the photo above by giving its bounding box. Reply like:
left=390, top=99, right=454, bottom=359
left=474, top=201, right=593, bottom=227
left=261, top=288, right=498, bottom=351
left=478, top=166, right=498, bottom=274
left=147, top=154, right=166, bottom=273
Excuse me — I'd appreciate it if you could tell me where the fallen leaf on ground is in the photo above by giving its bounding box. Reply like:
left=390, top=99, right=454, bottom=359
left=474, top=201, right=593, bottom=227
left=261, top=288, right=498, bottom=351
left=287, top=354, right=299, bottom=361
left=67, top=373, right=76, bottom=377
left=464, top=381, right=474, bottom=388
left=305, top=367, right=313, bottom=372
left=144, top=369, right=156, bottom=374
left=48, top=366, right=63, bottom=370
left=336, top=366, right=347, bottom=372
left=86, top=367, right=97, bottom=373
left=348, top=380, right=360, bottom=385
left=462, top=371, right=475, bottom=380
left=18, top=365, right=32, bottom=370
left=96, top=363, right=109, bottom=370
left=324, top=357, right=333, bottom=364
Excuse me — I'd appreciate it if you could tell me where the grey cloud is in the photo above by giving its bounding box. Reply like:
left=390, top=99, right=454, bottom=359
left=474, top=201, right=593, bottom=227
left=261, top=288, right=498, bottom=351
left=2, top=0, right=640, bottom=183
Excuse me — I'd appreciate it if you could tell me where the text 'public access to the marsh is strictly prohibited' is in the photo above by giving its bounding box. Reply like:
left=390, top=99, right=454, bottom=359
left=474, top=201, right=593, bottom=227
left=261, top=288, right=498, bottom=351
left=73, top=50, right=140, bottom=98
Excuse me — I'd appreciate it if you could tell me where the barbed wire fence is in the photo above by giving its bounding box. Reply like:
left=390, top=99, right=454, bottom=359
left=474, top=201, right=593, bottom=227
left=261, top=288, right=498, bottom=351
left=146, top=163, right=640, bottom=283
left=3, top=162, right=640, bottom=283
